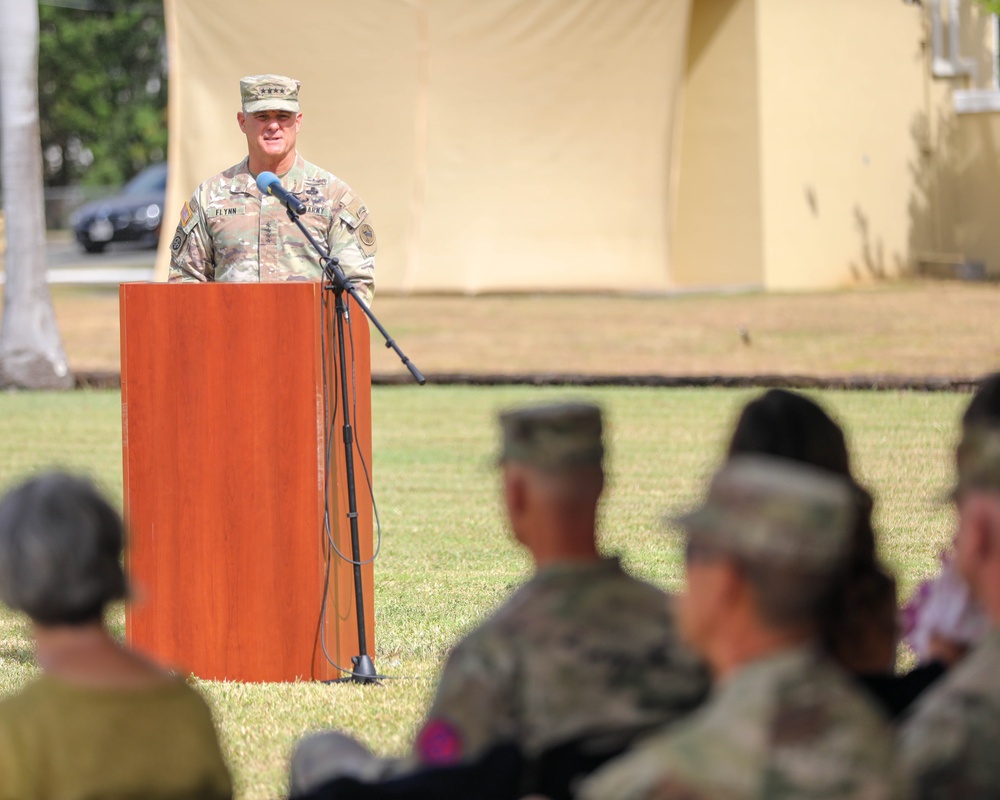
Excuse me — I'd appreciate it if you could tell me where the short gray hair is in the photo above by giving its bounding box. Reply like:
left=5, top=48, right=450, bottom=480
left=0, top=472, right=127, bottom=624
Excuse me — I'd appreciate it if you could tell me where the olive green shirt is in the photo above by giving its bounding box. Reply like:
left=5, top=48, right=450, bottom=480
left=0, top=675, right=232, bottom=800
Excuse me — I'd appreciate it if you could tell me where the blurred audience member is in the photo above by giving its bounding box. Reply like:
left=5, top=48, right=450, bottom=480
left=578, top=455, right=907, bottom=800
left=898, top=373, right=1000, bottom=797
left=901, top=550, right=987, bottom=667
left=290, top=402, right=708, bottom=795
left=726, top=388, right=898, bottom=675
left=0, top=472, right=232, bottom=799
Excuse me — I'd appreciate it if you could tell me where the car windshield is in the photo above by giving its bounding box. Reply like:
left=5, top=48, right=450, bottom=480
left=121, top=163, right=167, bottom=196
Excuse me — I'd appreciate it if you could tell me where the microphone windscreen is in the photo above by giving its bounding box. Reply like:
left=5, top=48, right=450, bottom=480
left=255, top=171, right=280, bottom=194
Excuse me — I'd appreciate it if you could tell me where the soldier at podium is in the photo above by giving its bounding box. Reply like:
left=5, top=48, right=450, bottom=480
left=167, top=74, right=376, bottom=305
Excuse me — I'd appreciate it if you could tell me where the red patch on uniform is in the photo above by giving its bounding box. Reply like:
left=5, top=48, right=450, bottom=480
left=415, top=718, right=463, bottom=766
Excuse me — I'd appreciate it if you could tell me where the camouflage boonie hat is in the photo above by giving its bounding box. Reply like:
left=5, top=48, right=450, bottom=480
left=953, top=424, right=1000, bottom=497
left=673, top=455, right=855, bottom=571
left=240, top=74, right=300, bottom=113
left=498, top=402, right=604, bottom=471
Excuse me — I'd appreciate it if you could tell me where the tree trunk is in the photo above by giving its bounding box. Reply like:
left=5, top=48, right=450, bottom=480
left=0, top=0, right=72, bottom=389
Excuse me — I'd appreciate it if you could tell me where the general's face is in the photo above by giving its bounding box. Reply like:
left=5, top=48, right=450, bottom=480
left=237, top=109, right=302, bottom=165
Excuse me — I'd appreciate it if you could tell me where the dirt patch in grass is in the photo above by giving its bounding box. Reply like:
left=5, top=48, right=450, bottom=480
left=10, top=281, right=1000, bottom=379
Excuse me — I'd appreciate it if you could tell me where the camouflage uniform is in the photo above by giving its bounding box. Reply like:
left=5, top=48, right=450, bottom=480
left=898, top=628, right=1000, bottom=799
left=415, top=557, right=708, bottom=764
left=579, top=645, right=904, bottom=800
left=896, top=425, right=1000, bottom=799
left=579, top=456, right=908, bottom=800
left=289, top=402, right=709, bottom=793
left=167, top=75, right=376, bottom=305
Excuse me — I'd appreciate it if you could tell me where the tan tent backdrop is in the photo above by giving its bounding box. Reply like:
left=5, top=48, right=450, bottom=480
left=159, top=0, right=693, bottom=292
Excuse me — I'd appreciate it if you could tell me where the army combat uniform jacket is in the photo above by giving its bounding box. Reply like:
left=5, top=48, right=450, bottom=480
left=579, top=645, right=908, bottom=800
left=898, top=626, right=1000, bottom=799
left=412, top=557, right=709, bottom=766
left=167, top=154, right=375, bottom=305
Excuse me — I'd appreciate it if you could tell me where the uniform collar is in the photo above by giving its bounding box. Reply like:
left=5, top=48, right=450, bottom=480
left=231, top=153, right=306, bottom=195
left=533, top=556, right=623, bottom=582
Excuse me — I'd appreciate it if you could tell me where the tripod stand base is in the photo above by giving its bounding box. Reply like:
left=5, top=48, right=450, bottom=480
left=326, top=654, right=381, bottom=685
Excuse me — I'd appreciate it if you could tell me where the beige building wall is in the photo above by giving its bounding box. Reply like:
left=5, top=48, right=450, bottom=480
left=950, top=114, right=1000, bottom=273
left=674, top=0, right=940, bottom=290
left=755, top=0, right=927, bottom=289
left=672, top=0, right=764, bottom=290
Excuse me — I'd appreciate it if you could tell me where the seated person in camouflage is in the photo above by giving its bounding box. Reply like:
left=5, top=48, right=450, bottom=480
left=168, top=74, right=376, bottom=304
left=579, top=455, right=907, bottom=800
left=290, top=402, right=709, bottom=793
left=898, top=372, right=1000, bottom=799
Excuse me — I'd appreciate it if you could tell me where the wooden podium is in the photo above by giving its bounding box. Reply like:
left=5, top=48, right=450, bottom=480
left=120, top=282, right=375, bottom=682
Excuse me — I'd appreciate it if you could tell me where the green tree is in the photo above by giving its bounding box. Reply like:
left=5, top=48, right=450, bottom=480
left=975, top=0, right=1000, bottom=16
left=38, top=0, right=166, bottom=188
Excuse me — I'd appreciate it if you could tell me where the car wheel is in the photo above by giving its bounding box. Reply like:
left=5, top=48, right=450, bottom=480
left=82, top=240, right=107, bottom=254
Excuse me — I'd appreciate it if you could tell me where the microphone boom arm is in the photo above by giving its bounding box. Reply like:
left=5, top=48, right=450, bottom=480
left=283, top=206, right=425, bottom=385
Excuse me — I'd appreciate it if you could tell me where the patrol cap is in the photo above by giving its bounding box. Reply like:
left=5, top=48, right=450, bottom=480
left=673, top=455, right=855, bottom=571
left=498, top=402, right=604, bottom=471
left=952, top=424, right=1000, bottom=498
left=240, top=74, right=300, bottom=114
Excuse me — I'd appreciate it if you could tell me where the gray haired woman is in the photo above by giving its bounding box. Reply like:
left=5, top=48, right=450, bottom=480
left=0, top=472, right=232, bottom=799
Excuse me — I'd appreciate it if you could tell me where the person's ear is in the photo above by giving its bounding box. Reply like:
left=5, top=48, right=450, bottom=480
left=503, top=466, right=527, bottom=521
left=966, top=498, right=993, bottom=562
left=237, top=111, right=247, bottom=133
left=981, top=496, right=1000, bottom=558
left=716, top=559, right=745, bottom=605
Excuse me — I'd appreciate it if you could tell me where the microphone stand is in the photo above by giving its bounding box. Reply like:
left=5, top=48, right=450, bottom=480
left=284, top=204, right=424, bottom=685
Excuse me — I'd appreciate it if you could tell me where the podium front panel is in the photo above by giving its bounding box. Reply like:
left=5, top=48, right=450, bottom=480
left=121, top=282, right=373, bottom=682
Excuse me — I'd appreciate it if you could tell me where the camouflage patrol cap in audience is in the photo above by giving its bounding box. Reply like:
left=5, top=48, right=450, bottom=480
left=953, top=424, right=1000, bottom=497
left=498, top=402, right=604, bottom=471
left=240, top=74, right=300, bottom=113
left=673, top=455, right=855, bottom=571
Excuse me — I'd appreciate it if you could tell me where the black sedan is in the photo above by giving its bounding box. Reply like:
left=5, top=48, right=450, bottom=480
left=71, top=162, right=167, bottom=254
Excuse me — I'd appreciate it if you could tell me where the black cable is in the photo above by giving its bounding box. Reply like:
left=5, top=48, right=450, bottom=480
left=323, top=300, right=383, bottom=568
left=314, top=288, right=385, bottom=680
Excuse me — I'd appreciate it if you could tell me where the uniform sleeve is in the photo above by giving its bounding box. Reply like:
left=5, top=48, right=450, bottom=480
left=329, top=200, right=376, bottom=306
left=898, top=692, right=992, bottom=800
left=168, top=193, right=215, bottom=282
left=413, top=632, right=517, bottom=766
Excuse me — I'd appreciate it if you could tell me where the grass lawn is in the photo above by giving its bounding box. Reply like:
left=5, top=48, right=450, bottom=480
left=0, top=385, right=967, bottom=798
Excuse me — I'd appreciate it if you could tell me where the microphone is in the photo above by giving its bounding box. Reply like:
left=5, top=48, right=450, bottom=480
left=255, top=171, right=306, bottom=215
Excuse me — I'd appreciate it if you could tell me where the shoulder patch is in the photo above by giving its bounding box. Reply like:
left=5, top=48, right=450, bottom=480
left=337, top=194, right=369, bottom=228
left=415, top=718, right=463, bottom=766
left=356, top=222, right=377, bottom=256
left=179, top=200, right=199, bottom=234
